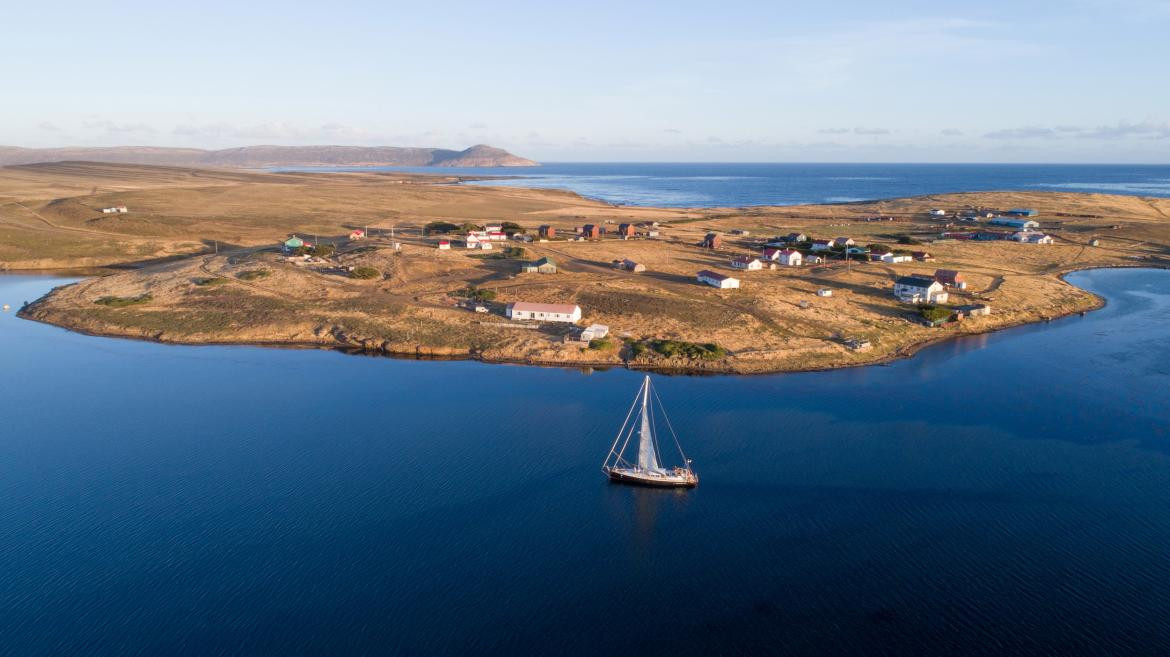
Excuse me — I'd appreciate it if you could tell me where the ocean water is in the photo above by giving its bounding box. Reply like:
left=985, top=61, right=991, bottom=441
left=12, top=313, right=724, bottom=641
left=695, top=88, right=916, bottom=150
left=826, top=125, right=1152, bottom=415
left=277, top=162, right=1170, bottom=207
left=2, top=268, right=1170, bottom=656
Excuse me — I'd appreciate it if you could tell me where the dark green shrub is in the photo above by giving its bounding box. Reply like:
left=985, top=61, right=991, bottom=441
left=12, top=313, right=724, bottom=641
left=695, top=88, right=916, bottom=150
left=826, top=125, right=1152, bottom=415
left=350, top=266, right=381, bottom=280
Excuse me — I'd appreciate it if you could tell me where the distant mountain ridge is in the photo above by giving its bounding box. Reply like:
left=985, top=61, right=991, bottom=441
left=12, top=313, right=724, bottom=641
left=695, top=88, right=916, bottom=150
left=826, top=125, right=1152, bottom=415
left=0, top=144, right=538, bottom=168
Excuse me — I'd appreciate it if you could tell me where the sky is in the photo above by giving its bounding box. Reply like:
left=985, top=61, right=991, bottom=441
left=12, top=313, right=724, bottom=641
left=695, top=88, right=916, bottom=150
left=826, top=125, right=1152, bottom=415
left=2, top=0, right=1169, bottom=163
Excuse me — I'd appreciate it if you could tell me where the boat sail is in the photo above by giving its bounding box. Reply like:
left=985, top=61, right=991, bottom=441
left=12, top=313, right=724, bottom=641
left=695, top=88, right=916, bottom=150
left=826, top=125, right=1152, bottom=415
left=602, top=376, right=697, bottom=488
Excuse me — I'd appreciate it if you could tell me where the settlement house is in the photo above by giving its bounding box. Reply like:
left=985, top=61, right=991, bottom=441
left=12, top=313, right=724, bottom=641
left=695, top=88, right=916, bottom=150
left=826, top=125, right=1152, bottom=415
left=282, top=235, right=305, bottom=252
left=776, top=249, right=802, bottom=266
left=833, top=237, right=856, bottom=248
left=697, top=270, right=740, bottom=289
left=730, top=256, right=764, bottom=271
left=580, top=224, right=601, bottom=239
left=912, top=251, right=934, bottom=261
left=1004, top=208, right=1039, bottom=217
left=520, top=257, right=558, bottom=274
left=894, top=275, right=950, bottom=304
left=881, top=253, right=912, bottom=264
left=101, top=205, right=129, bottom=214
left=506, top=302, right=582, bottom=323
left=437, top=239, right=451, bottom=250
left=349, top=229, right=365, bottom=240
left=810, top=239, right=833, bottom=252
left=616, top=223, right=636, bottom=238
left=701, top=232, right=722, bottom=249
left=934, top=269, right=967, bottom=289
left=538, top=225, right=556, bottom=239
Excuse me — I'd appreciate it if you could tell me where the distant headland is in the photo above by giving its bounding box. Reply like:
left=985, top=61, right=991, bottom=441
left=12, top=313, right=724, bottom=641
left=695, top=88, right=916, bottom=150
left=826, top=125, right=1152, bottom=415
left=0, top=143, right=539, bottom=168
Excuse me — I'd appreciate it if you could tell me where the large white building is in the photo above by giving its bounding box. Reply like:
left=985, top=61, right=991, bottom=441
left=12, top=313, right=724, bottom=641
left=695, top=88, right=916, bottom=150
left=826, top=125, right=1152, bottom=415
left=894, top=275, right=949, bottom=304
left=506, top=302, right=582, bottom=323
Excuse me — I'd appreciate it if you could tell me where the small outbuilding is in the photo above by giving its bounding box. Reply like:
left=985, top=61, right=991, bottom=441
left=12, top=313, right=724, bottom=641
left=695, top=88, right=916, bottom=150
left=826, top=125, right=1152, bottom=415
left=619, top=259, right=646, bottom=272
left=617, top=223, right=636, bottom=238
left=701, top=232, right=722, bottom=249
left=580, top=224, right=601, bottom=239
left=437, top=240, right=451, bottom=250
left=539, top=225, right=556, bottom=239
left=520, top=257, right=558, bottom=274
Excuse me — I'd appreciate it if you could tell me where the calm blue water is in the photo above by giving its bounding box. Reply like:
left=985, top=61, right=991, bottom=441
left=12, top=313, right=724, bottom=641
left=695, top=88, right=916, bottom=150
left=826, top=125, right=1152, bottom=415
left=278, top=163, right=1170, bottom=207
left=2, top=269, right=1170, bottom=656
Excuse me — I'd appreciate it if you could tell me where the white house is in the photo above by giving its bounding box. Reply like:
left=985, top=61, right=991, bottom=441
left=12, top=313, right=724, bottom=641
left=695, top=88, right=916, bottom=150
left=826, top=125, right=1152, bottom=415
left=506, top=302, right=582, bottom=323
left=697, top=270, right=740, bottom=289
left=894, top=275, right=950, bottom=303
left=437, top=240, right=451, bottom=250
left=101, top=205, right=128, bottom=214
left=810, top=239, right=833, bottom=252
left=881, top=253, right=912, bottom=264
left=477, top=241, right=494, bottom=251
left=817, top=288, right=833, bottom=297
left=464, top=234, right=482, bottom=248
left=777, top=249, right=802, bottom=266
left=929, top=209, right=947, bottom=217
left=730, top=256, right=764, bottom=270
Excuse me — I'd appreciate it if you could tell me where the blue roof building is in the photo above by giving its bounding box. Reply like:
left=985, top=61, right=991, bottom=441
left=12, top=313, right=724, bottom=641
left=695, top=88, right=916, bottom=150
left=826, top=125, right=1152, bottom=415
left=1005, top=208, right=1039, bottom=217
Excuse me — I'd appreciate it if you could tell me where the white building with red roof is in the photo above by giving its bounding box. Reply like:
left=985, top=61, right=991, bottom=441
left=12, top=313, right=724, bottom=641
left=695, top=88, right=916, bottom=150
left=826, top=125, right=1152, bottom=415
left=506, top=302, right=582, bottom=323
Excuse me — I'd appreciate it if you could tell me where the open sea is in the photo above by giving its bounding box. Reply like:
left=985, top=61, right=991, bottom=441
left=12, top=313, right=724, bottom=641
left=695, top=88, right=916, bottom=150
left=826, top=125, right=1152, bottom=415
left=278, top=162, right=1170, bottom=207
left=2, top=268, right=1170, bottom=656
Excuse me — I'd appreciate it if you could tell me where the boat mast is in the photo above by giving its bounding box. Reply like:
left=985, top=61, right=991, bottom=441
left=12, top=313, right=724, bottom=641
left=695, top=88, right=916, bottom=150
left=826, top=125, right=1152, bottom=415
left=636, top=376, right=662, bottom=473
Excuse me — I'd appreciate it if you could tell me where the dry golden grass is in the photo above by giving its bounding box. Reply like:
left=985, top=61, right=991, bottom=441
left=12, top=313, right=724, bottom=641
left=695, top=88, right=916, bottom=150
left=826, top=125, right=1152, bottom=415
left=9, top=161, right=1170, bottom=372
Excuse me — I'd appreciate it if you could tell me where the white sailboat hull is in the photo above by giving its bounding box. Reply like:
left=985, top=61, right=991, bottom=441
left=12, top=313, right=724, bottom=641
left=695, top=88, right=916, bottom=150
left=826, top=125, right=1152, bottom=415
left=604, top=466, right=698, bottom=488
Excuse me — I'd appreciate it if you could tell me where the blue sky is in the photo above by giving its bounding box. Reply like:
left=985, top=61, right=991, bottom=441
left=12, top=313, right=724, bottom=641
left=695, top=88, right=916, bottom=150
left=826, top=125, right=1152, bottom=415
left=3, top=0, right=1169, bottom=162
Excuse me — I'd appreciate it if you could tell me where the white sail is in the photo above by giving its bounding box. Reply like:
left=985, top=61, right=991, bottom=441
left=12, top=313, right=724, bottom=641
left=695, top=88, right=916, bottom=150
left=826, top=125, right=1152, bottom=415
left=635, top=378, right=663, bottom=473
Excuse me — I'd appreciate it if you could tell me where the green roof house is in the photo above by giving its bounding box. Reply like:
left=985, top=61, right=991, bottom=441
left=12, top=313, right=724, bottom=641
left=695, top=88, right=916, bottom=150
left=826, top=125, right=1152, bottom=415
left=520, top=256, right=557, bottom=274
left=283, top=236, right=304, bottom=250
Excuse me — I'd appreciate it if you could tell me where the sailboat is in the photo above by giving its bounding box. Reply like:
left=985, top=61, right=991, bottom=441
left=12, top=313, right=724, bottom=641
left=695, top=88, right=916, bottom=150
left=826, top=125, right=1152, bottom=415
left=602, top=375, right=698, bottom=488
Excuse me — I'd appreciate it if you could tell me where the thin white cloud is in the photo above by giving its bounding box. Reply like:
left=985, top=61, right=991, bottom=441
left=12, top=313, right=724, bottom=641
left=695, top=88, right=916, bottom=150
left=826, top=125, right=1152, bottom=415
left=83, top=120, right=155, bottom=135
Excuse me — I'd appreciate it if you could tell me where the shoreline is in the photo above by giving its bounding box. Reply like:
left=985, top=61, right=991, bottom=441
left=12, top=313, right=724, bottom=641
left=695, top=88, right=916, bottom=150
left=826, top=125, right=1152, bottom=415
left=16, top=265, right=1148, bottom=377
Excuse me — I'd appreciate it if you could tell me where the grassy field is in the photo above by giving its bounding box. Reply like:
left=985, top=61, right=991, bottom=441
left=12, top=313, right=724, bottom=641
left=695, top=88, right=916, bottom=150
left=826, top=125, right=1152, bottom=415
left=8, top=161, right=1170, bottom=373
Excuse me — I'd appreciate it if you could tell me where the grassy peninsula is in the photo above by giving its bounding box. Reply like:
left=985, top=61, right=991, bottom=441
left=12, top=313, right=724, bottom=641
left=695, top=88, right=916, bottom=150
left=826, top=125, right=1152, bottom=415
left=5, top=161, right=1169, bottom=373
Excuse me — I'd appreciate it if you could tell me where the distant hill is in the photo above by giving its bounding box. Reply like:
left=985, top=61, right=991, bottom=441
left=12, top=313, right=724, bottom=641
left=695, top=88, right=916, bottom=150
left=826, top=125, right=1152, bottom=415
left=0, top=144, right=538, bottom=168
